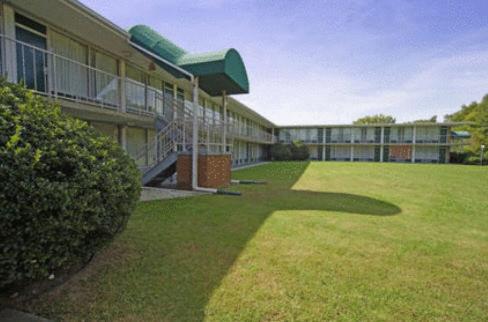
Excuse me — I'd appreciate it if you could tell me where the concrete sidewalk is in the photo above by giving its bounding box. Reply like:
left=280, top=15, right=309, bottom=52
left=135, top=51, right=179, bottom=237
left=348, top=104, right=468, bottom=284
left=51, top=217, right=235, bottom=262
left=140, top=187, right=208, bottom=201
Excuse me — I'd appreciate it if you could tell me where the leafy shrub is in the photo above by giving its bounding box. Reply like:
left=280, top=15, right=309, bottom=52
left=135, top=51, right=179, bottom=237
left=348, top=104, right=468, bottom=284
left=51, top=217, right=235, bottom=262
left=450, top=152, right=469, bottom=164
left=271, top=143, right=292, bottom=161
left=464, top=153, right=488, bottom=165
left=271, top=141, right=310, bottom=161
left=464, top=155, right=481, bottom=165
left=290, top=141, right=310, bottom=160
left=0, top=80, right=141, bottom=288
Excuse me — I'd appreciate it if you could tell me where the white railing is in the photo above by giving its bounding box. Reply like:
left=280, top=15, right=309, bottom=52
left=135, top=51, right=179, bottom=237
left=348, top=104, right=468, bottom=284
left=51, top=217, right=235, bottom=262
left=135, top=119, right=184, bottom=172
left=4, top=35, right=122, bottom=109
left=230, top=124, right=274, bottom=143
left=1, top=34, right=275, bottom=154
left=414, top=135, right=449, bottom=144
left=1, top=34, right=191, bottom=120
left=124, top=78, right=152, bottom=116
left=136, top=115, right=237, bottom=172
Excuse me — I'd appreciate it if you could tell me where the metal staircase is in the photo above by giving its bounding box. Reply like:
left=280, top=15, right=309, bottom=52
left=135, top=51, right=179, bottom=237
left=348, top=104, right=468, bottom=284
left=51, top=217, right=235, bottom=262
left=136, top=118, right=193, bottom=186
left=136, top=99, right=234, bottom=187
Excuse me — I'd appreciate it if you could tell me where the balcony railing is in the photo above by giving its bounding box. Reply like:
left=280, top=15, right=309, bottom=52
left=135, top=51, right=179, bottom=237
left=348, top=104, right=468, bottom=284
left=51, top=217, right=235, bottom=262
left=231, top=125, right=274, bottom=143
left=1, top=34, right=187, bottom=120
left=2, top=34, right=274, bottom=146
left=328, top=135, right=353, bottom=143
left=5, top=34, right=122, bottom=110
left=414, top=135, right=449, bottom=144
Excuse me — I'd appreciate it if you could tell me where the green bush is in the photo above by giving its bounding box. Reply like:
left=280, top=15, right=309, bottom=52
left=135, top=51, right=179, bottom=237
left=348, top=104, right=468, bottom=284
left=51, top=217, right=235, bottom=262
left=462, top=151, right=488, bottom=165
left=271, top=142, right=310, bottom=161
left=0, top=80, right=141, bottom=288
left=290, top=141, right=310, bottom=160
left=271, top=143, right=292, bottom=161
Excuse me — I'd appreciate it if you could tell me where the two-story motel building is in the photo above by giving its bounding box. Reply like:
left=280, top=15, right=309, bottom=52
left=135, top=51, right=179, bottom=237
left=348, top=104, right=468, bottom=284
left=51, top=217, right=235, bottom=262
left=277, top=124, right=453, bottom=163
left=0, top=0, right=463, bottom=187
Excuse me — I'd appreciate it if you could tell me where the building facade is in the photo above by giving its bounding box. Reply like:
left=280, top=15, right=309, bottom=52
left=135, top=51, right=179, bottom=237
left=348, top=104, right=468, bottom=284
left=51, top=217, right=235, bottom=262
left=0, top=0, right=461, bottom=183
left=0, top=0, right=274, bottom=174
left=277, top=124, right=455, bottom=163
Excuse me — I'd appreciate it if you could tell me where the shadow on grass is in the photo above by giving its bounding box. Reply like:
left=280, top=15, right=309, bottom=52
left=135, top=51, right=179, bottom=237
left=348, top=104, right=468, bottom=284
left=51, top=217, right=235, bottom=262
left=31, top=162, right=401, bottom=320
left=269, top=190, right=400, bottom=216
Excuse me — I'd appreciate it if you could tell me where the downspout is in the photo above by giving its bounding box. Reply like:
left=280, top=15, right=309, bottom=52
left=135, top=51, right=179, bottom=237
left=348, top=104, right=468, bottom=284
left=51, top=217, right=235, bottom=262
left=129, top=40, right=217, bottom=193
left=192, top=77, right=218, bottom=193
left=191, top=77, right=200, bottom=190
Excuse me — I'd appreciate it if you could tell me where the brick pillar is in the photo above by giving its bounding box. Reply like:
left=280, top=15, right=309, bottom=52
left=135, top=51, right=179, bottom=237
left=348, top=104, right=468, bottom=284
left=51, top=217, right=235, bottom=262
left=177, top=153, right=232, bottom=190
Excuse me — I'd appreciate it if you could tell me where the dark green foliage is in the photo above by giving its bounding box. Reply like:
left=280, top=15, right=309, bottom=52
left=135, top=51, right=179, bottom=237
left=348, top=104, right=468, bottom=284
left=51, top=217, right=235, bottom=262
left=353, top=114, right=396, bottom=125
left=414, top=115, right=437, bottom=123
left=463, top=152, right=488, bottom=165
left=271, top=141, right=309, bottom=161
left=445, top=94, right=488, bottom=162
left=290, top=140, right=310, bottom=160
left=449, top=152, right=468, bottom=164
left=0, top=79, right=141, bottom=288
left=271, top=143, right=291, bottom=161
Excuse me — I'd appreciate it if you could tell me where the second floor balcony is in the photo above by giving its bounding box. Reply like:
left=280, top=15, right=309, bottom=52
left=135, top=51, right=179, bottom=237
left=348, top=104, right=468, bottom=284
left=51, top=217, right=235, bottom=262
left=2, top=34, right=185, bottom=120
left=2, top=34, right=275, bottom=145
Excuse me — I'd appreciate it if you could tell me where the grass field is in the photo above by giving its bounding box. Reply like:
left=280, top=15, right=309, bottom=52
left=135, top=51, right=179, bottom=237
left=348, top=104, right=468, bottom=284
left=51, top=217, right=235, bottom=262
left=25, top=162, right=488, bottom=321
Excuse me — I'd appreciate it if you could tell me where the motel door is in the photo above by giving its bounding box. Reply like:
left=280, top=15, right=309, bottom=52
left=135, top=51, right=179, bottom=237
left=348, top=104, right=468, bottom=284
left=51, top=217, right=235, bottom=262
left=439, top=147, right=447, bottom=163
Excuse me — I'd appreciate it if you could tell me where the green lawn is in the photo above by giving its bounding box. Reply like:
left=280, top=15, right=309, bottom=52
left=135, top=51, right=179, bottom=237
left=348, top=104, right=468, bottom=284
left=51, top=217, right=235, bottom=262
left=26, top=162, right=488, bottom=321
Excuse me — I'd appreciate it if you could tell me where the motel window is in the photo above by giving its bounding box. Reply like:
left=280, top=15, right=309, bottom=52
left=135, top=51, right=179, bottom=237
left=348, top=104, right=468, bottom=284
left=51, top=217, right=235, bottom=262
left=147, top=77, right=163, bottom=116
left=90, top=50, right=118, bottom=107
left=15, top=13, right=47, bottom=92
left=125, top=64, right=146, bottom=112
left=163, top=83, right=174, bottom=118
left=50, top=31, right=89, bottom=99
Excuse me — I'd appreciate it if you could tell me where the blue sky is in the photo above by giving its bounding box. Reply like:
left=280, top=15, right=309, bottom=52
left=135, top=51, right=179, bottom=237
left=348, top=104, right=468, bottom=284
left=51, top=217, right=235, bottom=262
left=81, top=0, right=488, bottom=125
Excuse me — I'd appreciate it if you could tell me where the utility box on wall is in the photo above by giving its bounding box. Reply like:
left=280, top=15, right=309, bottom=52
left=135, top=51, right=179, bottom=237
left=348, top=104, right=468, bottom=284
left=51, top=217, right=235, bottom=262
left=177, top=153, right=232, bottom=190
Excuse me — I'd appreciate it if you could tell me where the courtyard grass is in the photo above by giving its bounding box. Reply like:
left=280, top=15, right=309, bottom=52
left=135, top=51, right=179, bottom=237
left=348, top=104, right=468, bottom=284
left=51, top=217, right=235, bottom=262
left=24, top=162, right=488, bottom=321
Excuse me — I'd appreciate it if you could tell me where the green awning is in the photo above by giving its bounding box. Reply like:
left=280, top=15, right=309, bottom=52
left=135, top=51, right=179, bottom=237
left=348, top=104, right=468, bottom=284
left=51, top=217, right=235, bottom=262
left=129, top=25, right=249, bottom=96
left=451, top=131, right=471, bottom=139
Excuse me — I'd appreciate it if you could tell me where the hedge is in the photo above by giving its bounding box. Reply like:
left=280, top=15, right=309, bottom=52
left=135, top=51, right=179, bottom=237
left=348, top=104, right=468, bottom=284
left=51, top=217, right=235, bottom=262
left=271, top=141, right=310, bottom=161
left=0, top=80, right=141, bottom=288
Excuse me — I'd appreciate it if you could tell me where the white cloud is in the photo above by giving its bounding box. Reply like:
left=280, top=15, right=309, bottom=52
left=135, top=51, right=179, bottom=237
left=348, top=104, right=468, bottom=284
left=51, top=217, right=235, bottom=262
left=80, top=0, right=488, bottom=125
left=240, top=31, right=488, bottom=125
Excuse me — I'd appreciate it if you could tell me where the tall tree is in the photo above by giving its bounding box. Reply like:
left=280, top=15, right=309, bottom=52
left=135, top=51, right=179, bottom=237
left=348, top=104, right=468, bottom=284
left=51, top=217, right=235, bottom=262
left=353, top=114, right=396, bottom=125
left=445, top=94, right=488, bottom=154
left=414, top=115, right=437, bottom=123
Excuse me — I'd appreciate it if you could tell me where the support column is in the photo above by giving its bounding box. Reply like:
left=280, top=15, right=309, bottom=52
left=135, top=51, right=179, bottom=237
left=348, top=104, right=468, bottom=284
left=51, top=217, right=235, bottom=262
left=222, top=91, right=227, bottom=153
left=412, top=126, right=416, bottom=163
left=192, top=77, right=199, bottom=190
left=118, top=125, right=128, bottom=151
left=119, top=60, right=127, bottom=113
left=2, top=4, right=17, bottom=82
left=350, top=145, right=354, bottom=162
left=322, top=127, right=326, bottom=161
left=380, top=127, right=385, bottom=162
left=145, top=129, right=150, bottom=166
left=173, top=83, right=178, bottom=121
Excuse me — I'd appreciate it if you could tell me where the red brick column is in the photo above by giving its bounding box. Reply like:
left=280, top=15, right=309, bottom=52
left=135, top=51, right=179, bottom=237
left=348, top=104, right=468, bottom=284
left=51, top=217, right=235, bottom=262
left=176, top=154, right=192, bottom=190
left=177, top=153, right=232, bottom=190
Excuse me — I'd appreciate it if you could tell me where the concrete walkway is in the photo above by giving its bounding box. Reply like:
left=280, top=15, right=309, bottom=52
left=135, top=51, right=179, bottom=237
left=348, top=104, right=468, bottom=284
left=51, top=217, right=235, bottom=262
left=232, top=162, right=269, bottom=171
left=140, top=187, right=208, bottom=201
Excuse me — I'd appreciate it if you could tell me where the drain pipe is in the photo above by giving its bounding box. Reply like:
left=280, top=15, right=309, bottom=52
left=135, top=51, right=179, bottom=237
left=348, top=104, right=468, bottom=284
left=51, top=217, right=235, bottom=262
left=191, top=77, right=219, bottom=193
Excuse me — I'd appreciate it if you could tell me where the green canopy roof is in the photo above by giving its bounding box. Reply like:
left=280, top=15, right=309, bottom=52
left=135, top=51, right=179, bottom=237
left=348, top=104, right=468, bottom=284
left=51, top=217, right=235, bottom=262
left=129, top=25, right=249, bottom=96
